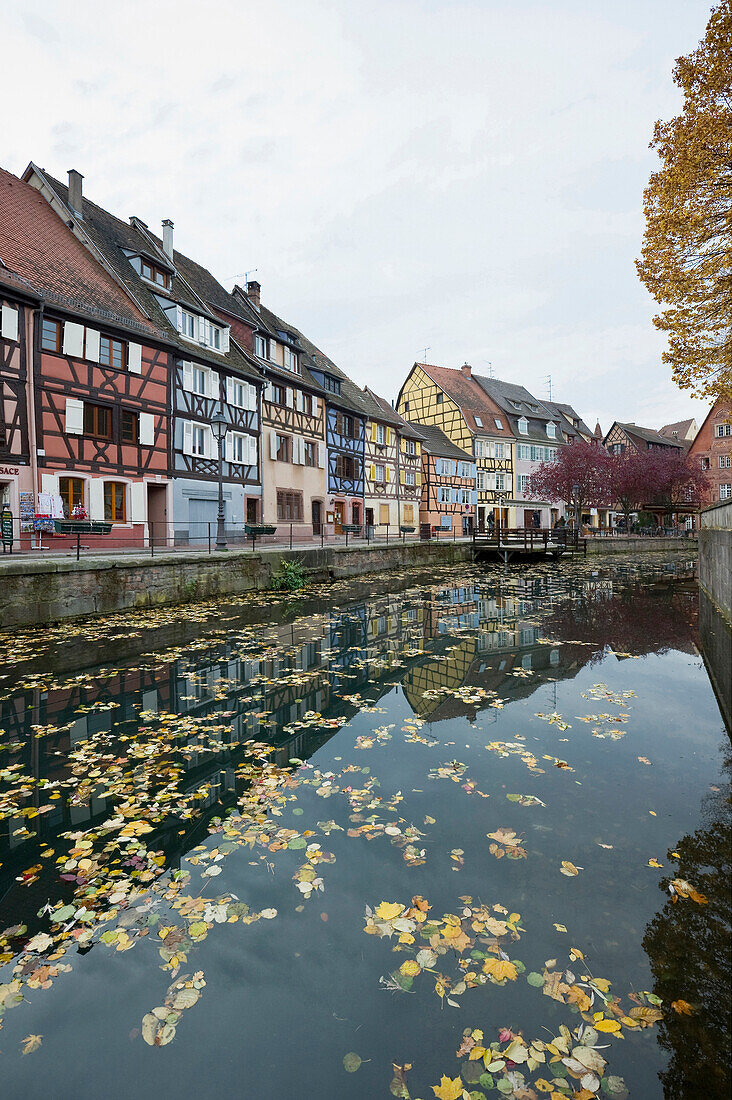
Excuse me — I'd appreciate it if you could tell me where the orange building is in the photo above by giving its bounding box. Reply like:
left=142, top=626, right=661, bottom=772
left=689, top=398, right=732, bottom=504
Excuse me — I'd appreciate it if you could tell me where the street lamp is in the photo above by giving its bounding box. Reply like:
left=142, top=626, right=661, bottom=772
left=210, top=409, right=228, bottom=551
left=572, top=483, right=580, bottom=530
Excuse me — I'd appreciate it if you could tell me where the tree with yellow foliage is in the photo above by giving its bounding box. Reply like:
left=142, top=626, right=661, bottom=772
left=636, top=1, right=732, bottom=400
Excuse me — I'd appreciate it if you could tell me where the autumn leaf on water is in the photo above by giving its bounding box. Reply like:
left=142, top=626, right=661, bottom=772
left=431, top=1075, right=464, bottom=1100
left=343, top=1052, right=362, bottom=1073
left=482, top=957, right=518, bottom=982
left=21, top=1034, right=42, bottom=1055
left=560, top=860, right=580, bottom=876
left=374, top=902, right=405, bottom=920
left=672, top=999, right=696, bottom=1015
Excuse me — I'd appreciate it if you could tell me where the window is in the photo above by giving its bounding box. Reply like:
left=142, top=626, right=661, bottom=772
left=319, top=373, right=340, bottom=394
left=255, top=334, right=267, bottom=359
left=460, top=489, right=471, bottom=504
left=547, top=422, right=556, bottom=438
left=721, top=484, right=732, bottom=500
left=403, top=504, right=414, bottom=523
left=436, top=393, right=443, bottom=404
left=476, top=471, right=486, bottom=490
left=437, top=486, right=450, bottom=503
left=193, top=367, right=207, bottom=396
left=84, top=403, right=112, bottom=439
left=192, top=425, right=207, bottom=456
left=41, top=318, right=62, bottom=352
left=99, top=335, right=126, bottom=370
left=229, top=379, right=248, bottom=408
left=376, top=424, right=385, bottom=445
left=379, top=504, right=390, bottom=525
left=229, top=432, right=247, bottom=463
left=474, top=416, right=483, bottom=427
left=335, top=454, right=358, bottom=479
left=518, top=444, right=530, bottom=460
left=275, top=434, right=290, bottom=462
left=405, top=439, right=416, bottom=455
left=495, top=443, right=505, bottom=458
left=283, top=347, right=298, bottom=372
left=271, top=383, right=286, bottom=406
left=374, top=464, right=385, bottom=483
left=494, top=418, right=503, bottom=429
left=403, top=401, right=409, bottom=412
left=715, top=423, right=731, bottom=437
left=121, top=410, right=139, bottom=443
left=701, top=457, right=710, bottom=470
left=337, top=413, right=358, bottom=439
left=495, top=474, right=505, bottom=490
left=405, top=471, right=415, bottom=486
left=610, top=443, right=625, bottom=455
left=140, top=259, right=170, bottom=289
left=277, top=490, right=303, bottom=521
left=304, top=441, right=317, bottom=466
left=204, top=320, right=222, bottom=350
left=518, top=474, right=529, bottom=492
left=59, top=477, right=84, bottom=517
left=104, top=482, right=126, bottom=523
left=720, top=455, right=731, bottom=468
left=518, top=417, right=528, bottom=434
left=180, top=311, right=198, bottom=340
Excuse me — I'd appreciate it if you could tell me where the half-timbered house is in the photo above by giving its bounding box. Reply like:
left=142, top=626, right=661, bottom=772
left=0, top=270, right=36, bottom=526
left=414, top=424, right=475, bottom=535
left=360, top=387, right=423, bottom=532
left=24, top=165, right=263, bottom=539
left=1, top=167, right=171, bottom=543
left=603, top=421, right=684, bottom=458
left=231, top=283, right=328, bottom=534
left=396, top=362, right=513, bottom=530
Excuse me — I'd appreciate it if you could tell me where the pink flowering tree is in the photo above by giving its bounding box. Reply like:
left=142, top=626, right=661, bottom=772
left=608, top=451, right=652, bottom=533
left=641, top=450, right=711, bottom=522
left=529, top=441, right=613, bottom=526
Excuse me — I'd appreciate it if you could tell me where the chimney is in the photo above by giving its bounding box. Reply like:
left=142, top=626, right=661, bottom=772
left=68, top=169, right=83, bottom=216
left=246, top=280, right=261, bottom=311
left=461, top=362, right=472, bottom=377
left=162, top=219, right=174, bottom=260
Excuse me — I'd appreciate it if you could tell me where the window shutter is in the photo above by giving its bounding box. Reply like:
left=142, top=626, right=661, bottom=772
left=222, top=328, right=230, bottom=353
left=182, top=362, right=193, bottom=392
left=248, top=383, right=257, bottom=411
left=225, top=433, right=234, bottom=463
left=89, top=479, right=105, bottom=521
left=414, top=440, right=420, bottom=455
left=139, top=412, right=155, bottom=446
left=226, top=375, right=234, bottom=405
left=264, top=381, right=273, bottom=403
left=128, top=342, right=142, bottom=374
left=62, top=321, right=84, bottom=357
left=247, top=434, right=257, bottom=466
left=400, top=469, right=405, bottom=484
left=285, top=388, right=294, bottom=408
left=206, top=427, right=215, bottom=459
left=208, top=370, right=220, bottom=400
left=269, top=430, right=278, bottom=460
left=84, top=327, right=100, bottom=362
left=183, top=421, right=193, bottom=456
left=416, top=471, right=421, bottom=486
left=471, top=490, right=477, bottom=506
left=198, top=316, right=206, bottom=343
left=317, top=443, right=325, bottom=468
left=41, top=473, right=59, bottom=497
left=1, top=304, right=19, bottom=341
left=369, top=464, right=375, bottom=481
left=65, top=398, right=84, bottom=435
left=385, top=466, right=390, bottom=483
left=131, top=482, right=146, bottom=523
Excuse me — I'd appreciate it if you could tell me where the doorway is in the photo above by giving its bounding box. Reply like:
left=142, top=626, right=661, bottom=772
left=351, top=503, right=361, bottom=527
left=246, top=498, right=258, bottom=524
left=334, top=502, right=344, bottom=534
left=312, top=500, right=322, bottom=535
left=147, top=484, right=167, bottom=545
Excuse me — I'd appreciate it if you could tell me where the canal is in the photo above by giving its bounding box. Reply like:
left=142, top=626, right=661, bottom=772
left=0, top=554, right=729, bottom=1099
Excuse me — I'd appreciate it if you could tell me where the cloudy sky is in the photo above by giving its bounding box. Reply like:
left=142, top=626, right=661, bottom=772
left=2, top=0, right=714, bottom=432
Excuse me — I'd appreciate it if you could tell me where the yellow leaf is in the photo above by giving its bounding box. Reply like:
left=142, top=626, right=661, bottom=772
left=569, top=947, right=584, bottom=961
left=560, top=861, right=579, bottom=876
left=21, top=1034, right=42, bottom=1055
left=553, top=923, right=567, bottom=933
left=672, top=999, right=695, bottom=1016
left=431, top=1074, right=464, bottom=1100
left=399, top=960, right=421, bottom=977
left=469, top=1046, right=487, bottom=1061
left=375, top=902, right=404, bottom=920
left=482, top=957, right=518, bottom=982
left=591, top=977, right=611, bottom=992
left=594, top=1018, right=622, bottom=1033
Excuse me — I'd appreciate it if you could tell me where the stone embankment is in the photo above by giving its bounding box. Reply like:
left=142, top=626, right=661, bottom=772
left=699, top=499, right=732, bottom=623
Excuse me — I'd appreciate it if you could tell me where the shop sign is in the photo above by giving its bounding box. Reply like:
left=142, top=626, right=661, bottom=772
left=1, top=507, right=13, bottom=549
left=0, top=467, right=20, bottom=476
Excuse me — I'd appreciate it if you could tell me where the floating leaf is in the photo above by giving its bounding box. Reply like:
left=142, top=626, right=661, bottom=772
left=431, top=1075, right=464, bottom=1100
left=21, top=1034, right=42, bottom=1055
left=343, top=1052, right=362, bottom=1073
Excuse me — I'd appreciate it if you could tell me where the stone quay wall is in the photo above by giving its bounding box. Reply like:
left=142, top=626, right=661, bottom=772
left=0, top=541, right=474, bottom=628
left=699, top=499, right=732, bottom=623
left=585, top=535, right=698, bottom=556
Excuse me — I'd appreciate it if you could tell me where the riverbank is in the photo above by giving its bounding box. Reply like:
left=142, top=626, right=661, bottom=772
left=699, top=499, right=732, bottom=623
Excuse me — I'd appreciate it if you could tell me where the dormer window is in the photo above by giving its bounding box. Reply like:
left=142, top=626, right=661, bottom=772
left=283, top=346, right=298, bottom=372
left=176, top=307, right=228, bottom=352
left=546, top=422, right=556, bottom=438
left=474, top=416, right=483, bottom=427
left=180, top=309, right=197, bottom=340
left=255, top=334, right=267, bottom=359
left=518, top=417, right=528, bottom=434
left=141, top=259, right=171, bottom=289
left=494, top=418, right=503, bottom=429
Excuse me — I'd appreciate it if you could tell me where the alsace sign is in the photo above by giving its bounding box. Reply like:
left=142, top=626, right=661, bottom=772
left=0, top=467, right=20, bottom=476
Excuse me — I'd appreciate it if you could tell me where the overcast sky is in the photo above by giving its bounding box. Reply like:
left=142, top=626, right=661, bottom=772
left=2, top=0, right=714, bottom=433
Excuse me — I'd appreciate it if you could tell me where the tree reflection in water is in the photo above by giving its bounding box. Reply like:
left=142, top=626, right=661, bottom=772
left=643, top=747, right=731, bottom=1100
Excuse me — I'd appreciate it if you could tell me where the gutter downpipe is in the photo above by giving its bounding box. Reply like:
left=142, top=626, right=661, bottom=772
left=27, top=298, right=42, bottom=510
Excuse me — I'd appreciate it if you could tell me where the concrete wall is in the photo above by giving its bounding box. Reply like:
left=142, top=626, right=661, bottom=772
left=699, top=499, right=732, bottom=622
left=0, top=541, right=473, bottom=628
left=585, top=535, right=698, bottom=556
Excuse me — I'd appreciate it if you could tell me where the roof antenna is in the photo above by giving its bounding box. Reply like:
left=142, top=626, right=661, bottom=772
left=224, top=268, right=257, bottom=287
left=419, top=346, right=431, bottom=363
left=545, top=374, right=552, bottom=402
left=485, top=361, right=494, bottom=378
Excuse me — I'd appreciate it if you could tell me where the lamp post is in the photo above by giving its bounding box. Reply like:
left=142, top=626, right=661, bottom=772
left=211, top=409, right=228, bottom=551
left=572, top=483, right=580, bottom=531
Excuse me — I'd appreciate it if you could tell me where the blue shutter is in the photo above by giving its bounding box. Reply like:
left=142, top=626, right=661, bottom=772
left=471, top=490, right=477, bottom=505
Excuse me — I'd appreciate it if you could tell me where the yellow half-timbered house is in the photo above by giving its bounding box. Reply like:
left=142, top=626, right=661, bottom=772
left=361, top=387, right=423, bottom=533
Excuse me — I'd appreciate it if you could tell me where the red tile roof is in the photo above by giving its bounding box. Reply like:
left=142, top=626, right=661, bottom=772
left=0, top=167, right=155, bottom=334
left=416, top=363, right=514, bottom=437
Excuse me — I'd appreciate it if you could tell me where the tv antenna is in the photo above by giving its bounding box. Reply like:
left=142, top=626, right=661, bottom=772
left=419, top=346, right=431, bottom=363
left=224, top=268, right=257, bottom=288
left=545, top=374, right=553, bottom=402
left=485, top=361, right=494, bottom=378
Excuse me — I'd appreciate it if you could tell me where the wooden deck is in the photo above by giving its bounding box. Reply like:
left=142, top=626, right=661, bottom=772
left=472, top=527, right=586, bottom=562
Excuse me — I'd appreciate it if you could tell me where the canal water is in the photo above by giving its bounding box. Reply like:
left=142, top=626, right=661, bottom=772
left=0, top=555, right=728, bottom=1099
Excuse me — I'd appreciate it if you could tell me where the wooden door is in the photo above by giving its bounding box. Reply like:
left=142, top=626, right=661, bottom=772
left=334, top=502, right=344, bottom=534
left=312, top=500, right=322, bottom=535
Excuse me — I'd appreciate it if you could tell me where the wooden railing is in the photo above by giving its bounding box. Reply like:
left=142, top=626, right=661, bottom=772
left=472, top=526, right=585, bottom=554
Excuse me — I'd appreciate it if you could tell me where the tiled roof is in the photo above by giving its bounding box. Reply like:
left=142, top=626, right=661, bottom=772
left=361, top=387, right=424, bottom=437
left=660, top=418, right=696, bottom=439
left=413, top=424, right=473, bottom=461
left=474, top=376, right=563, bottom=444
left=544, top=400, right=592, bottom=439
left=616, top=422, right=682, bottom=450
left=27, top=166, right=260, bottom=379
left=416, top=363, right=514, bottom=437
left=0, top=167, right=156, bottom=335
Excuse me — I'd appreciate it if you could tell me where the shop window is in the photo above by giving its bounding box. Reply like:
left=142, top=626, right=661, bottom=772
left=60, top=477, right=85, bottom=517
left=277, top=490, right=303, bottom=521
left=99, top=335, right=126, bottom=370
left=84, top=403, right=112, bottom=439
left=42, top=318, right=63, bottom=352
left=104, top=482, right=127, bottom=522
